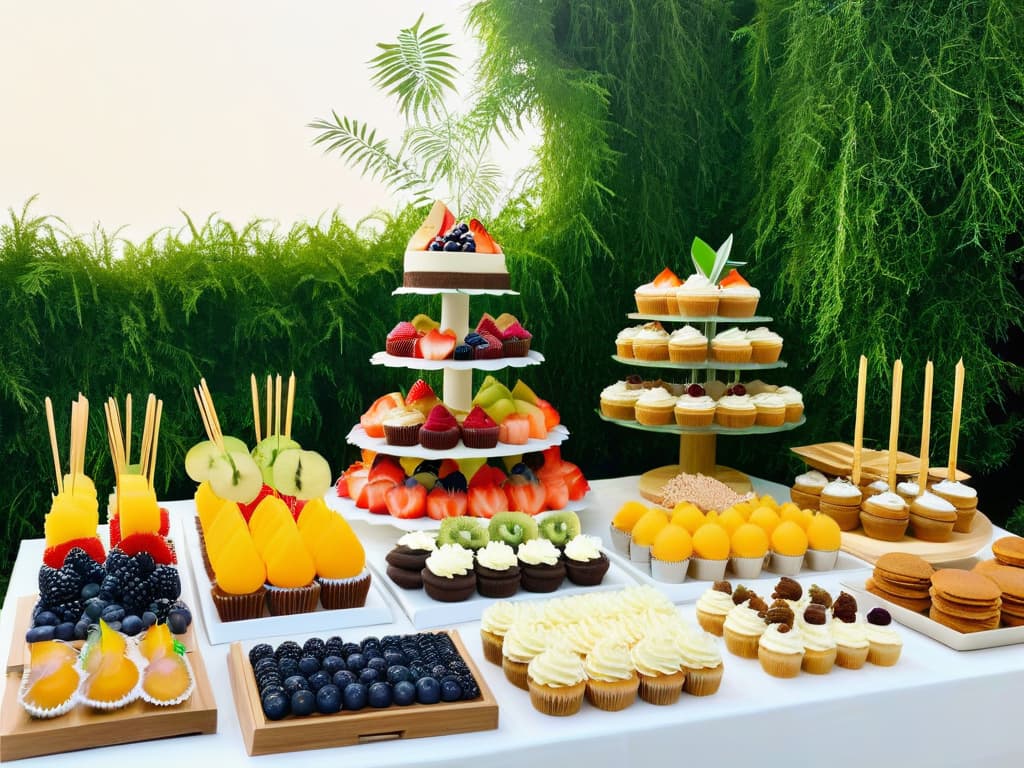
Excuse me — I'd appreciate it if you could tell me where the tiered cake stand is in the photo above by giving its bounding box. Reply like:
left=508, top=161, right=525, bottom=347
left=599, top=311, right=805, bottom=503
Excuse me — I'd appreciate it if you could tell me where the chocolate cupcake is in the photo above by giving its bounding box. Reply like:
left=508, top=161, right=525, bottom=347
left=475, top=541, right=521, bottom=598
left=499, top=321, right=532, bottom=358
left=562, top=534, right=610, bottom=587
left=460, top=406, right=500, bottom=449
left=382, top=406, right=425, bottom=446
left=211, top=584, right=266, bottom=622
left=517, top=539, right=566, bottom=593
left=419, top=404, right=460, bottom=450
left=421, top=543, right=477, bottom=602
left=385, top=531, right=437, bottom=590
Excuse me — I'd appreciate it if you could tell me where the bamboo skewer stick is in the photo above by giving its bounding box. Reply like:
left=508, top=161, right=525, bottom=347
left=149, top=399, right=163, bottom=490
left=851, top=355, right=868, bottom=485
left=251, top=373, right=262, bottom=443
left=124, top=393, right=132, bottom=466
left=887, top=360, right=903, bottom=490
left=285, top=372, right=296, bottom=439
left=140, top=394, right=156, bottom=479
left=44, top=397, right=64, bottom=495
left=193, top=387, right=215, bottom=444
left=199, top=379, right=223, bottom=445
left=947, top=358, right=965, bottom=481
left=108, top=398, right=128, bottom=475
left=274, top=374, right=282, bottom=438
left=917, top=361, right=934, bottom=493
left=103, top=401, right=118, bottom=481
left=79, top=395, right=88, bottom=477
left=265, top=374, right=272, bottom=439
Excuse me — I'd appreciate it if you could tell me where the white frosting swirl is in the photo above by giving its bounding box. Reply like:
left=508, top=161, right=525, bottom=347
left=676, top=630, right=722, bottom=669
left=931, top=480, right=977, bottom=500
left=696, top=588, right=735, bottom=617
left=759, top=623, right=804, bottom=654
left=423, top=543, right=474, bottom=579
left=669, top=325, right=708, bottom=344
left=528, top=647, right=587, bottom=687
left=584, top=639, right=635, bottom=682
left=712, top=327, right=749, bottom=344
left=615, top=325, right=644, bottom=342
left=675, top=394, right=716, bottom=411
left=866, top=491, right=908, bottom=512
left=717, top=394, right=755, bottom=411
left=724, top=602, right=767, bottom=637
left=745, top=327, right=781, bottom=342
left=822, top=479, right=862, bottom=498
left=866, top=622, right=902, bottom=647
left=794, top=470, right=828, bottom=489
left=831, top=618, right=869, bottom=649
left=774, top=386, right=803, bottom=405
left=799, top=618, right=837, bottom=652
left=476, top=540, right=518, bottom=570
left=517, top=538, right=561, bottom=566
left=679, top=274, right=718, bottom=294
left=913, top=491, right=956, bottom=513
left=631, top=634, right=684, bottom=676
left=563, top=534, right=602, bottom=563
left=397, top=530, right=436, bottom=552
left=502, top=623, right=548, bottom=663
left=636, top=387, right=676, bottom=408
left=480, top=601, right=518, bottom=636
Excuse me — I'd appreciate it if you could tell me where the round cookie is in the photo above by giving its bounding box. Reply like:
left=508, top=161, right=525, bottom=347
left=991, top=536, right=1024, bottom=568
left=875, top=552, right=935, bottom=583
left=928, top=605, right=1000, bottom=633
left=865, top=578, right=932, bottom=613
left=930, top=568, right=1001, bottom=604
left=386, top=564, right=425, bottom=590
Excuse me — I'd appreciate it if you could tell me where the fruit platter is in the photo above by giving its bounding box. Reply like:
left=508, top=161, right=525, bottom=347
left=227, top=630, right=497, bottom=755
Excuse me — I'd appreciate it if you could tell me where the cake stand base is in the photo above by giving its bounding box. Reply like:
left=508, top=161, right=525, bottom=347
left=638, top=464, right=753, bottom=507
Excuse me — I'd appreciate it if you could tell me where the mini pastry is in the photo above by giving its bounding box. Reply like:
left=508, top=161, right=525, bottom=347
left=831, top=592, right=869, bottom=669
left=667, top=325, right=709, bottom=363
left=750, top=392, right=786, bottom=427
left=928, top=569, right=1002, bottom=633
left=528, top=646, right=588, bottom=716
left=758, top=601, right=804, bottom=678
left=674, top=388, right=717, bottom=427
left=729, top=523, right=769, bottom=579
left=867, top=552, right=933, bottom=612
left=859, top=491, right=910, bottom=541
left=563, top=534, right=610, bottom=586
left=418, top=404, right=461, bottom=450
left=631, top=323, right=671, bottom=361
left=631, top=633, right=686, bottom=705
left=860, top=478, right=890, bottom=500
left=909, top=491, right=957, bottom=542
left=819, top=478, right=863, bottom=531
left=475, top=540, right=521, bottom=598
left=677, top=628, right=724, bottom=696
left=769, top=521, right=808, bottom=575
left=723, top=596, right=768, bottom=658
left=615, top=325, right=644, bottom=358
left=518, top=538, right=566, bottom=592
left=865, top=607, right=902, bottom=666
left=310, top=508, right=372, bottom=609
left=799, top=603, right=837, bottom=674
left=263, top=523, right=320, bottom=616
left=690, top=522, right=730, bottom=580
left=584, top=638, right=639, bottom=711
left=710, top=327, right=753, bottom=363
left=480, top=600, right=518, bottom=665
left=609, top=500, right=648, bottom=555
left=629, top=507, right=670, bottom=565
left=929, top=479, right=978, bottom=533
left=460, top=406, right=500, bottom=449
left=634, top=386, right=677, bottom=426
left=804, top=513, right=842, bottom=570
left=696, top=580, right=735, bottom=636
left=634, top=267, right=682, bottom=315
left=676, top=273, right=720, bottom=317
left=382, top=406, right=425, bottom=446
left=420, top=543, right=476, bottom=602
left=791, top=469, right=827, bottom=510
left=774, top=385, right=804, bottom=422
left=715, top=394, right=757, bottom=429
left=717, top=269, right=760, bottom=317
left=895, top=480, right=921, bottom=504
left=502, top=622, right=548, bottom=690
left=385, top=320, right=420, bottom=357
left=745, top=327, right=783, bottom=363
left=991, top=536, right=1024, bottom=568
left=498, top=318, right=532, bottom=357
left=599, top=381, right=643, bottom=421
left=649, top=523, right=693, bottom=583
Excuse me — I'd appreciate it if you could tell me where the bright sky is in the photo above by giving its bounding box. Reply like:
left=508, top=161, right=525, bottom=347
left=0, top=0, right=537, bottom=240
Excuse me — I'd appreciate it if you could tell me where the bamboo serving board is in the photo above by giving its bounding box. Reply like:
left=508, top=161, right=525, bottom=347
left=638, top=464, right=754, bottom=507
left=1, top=596, right=217, bottom=762
left=228, top=630, right=498, bottom=756
left=791, top=442, right=970, bottom=482
left=839, top=511, right=993, bottom=565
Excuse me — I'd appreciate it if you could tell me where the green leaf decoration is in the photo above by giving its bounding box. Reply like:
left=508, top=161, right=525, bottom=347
left=691, top=236, right=718, bottom=279
left=711, top=234, right=734, bottom=284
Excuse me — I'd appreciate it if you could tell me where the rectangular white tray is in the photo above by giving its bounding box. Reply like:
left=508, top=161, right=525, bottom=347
left=178, top=515, right=394, bottom=645
left=841, top=578, right=1024, bottom=651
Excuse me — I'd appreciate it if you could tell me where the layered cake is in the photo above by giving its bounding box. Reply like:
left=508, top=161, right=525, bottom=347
left=403, top=201, right=509, bottom=290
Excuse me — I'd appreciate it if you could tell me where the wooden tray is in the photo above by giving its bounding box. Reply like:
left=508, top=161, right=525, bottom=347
left=791, top=442, right=970, bottom=482
left=839, top=512, right=993, bottom=565
left=638, top=464, right=753, bottom=507
left=228, top=630, right=498, bottom=756
left=1, top=595, right=217, bottom=762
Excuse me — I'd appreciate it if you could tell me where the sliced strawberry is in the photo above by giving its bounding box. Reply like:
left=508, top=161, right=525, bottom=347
left=365, top=478, right=398, bottom=515
left=505, top=480, right=547, bottom=516
left=469, top=219, right=501, bottom=254
left=652, top=267, right=683, bottom=288
left=417, top=328, right=457, bottom=360
left=406, top=379, right=437, bottom=405
left=369, top=456, right=407, bottom=485
left=337, top=463, right=365, bottom=498
left=238, top=483, right=276, bottom=523
left=360, top=393, right=405, bottom=438
left=385, top=483, right=427, bottom=519
left=43, top=537, right=105, bottom=569
left=468, top=485, right=509, bottom=518
left=536, top=398, right=561, bottom=430
left=498, top=414, right=530, bottom=445
left=469, top=464, right=507, bottom=489
left=542, top=445, right=563, bottom=465
left=109, top=516, right=121, bottom=547
left=348, top=468, right=371, bottom=507
left=427, top=487, right=468, bottom=519
left=475, top=315, right=503, bottom=339
left=718, top=267, right=750, bottom=288
left=541, top=475, right=570, bottom=511
left=563, top=465, right=590, bottom=501
left=116, top=533, right=177, bottom=565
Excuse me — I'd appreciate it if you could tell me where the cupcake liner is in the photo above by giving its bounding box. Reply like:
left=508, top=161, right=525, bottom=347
left=615, top=342, right=635, bottom=359
left=637, top=671, right=685, bottom=705
left=867, top=642, right=902, bottom=667
left=600, top=401, right=637, bottom=421
left=784, top=403, right=805, bottom=422
left=754, top=409, right=787, bottom=427
left=804, top=548, right=839, bottom=571
left=650, top=556, right=689, bottom=583
left=750, top=343, right=783, bottom=363
left=908, top=514, right=954, bottom=542
left=318, top=570, right=371, bottom=610
left=690, top=556, right=728, bottom=581
left=801, top=647, right=837, bottom=675
left=635, top=406, right=674, bottom=426
left=502, top=657, right=530, bottom=690
left=717, top=296, right=759, bottom=317
left=460, top=425, right=500, bottom=449
left=529, top=679, right=586, bottom=716
left=696, top=609, right=727, bottom=637
left=385, top=338, right=418, bottom=357
left=78, top=650, right=143, bottom=711
left=674, top=409, right=716, bottom=427
left=710, top=345, right=753, bottom=364
left=818, top=501, right=861, bottom=531
left=629, top=542, right=651, bottom=566
left=769, top=552, right=804, bottom=576
left=835, top=644, right=869, bottom=670
left=789, top=487, right=821, bottom=510
left=502, top=338, right=531, bottom=357
left=668, top=345, right=709, bottom=364
left=683, top=663, right=723, bottom=696
left=632, top=344, right=670, bottom=362
left=585, top=675, right=639, bottom=711
left=859, top=512, right=908, bottom=541
left=953, top=508, right=977, bottom=533
left=677, top=295, right=720, bottom=317
left=140, top=651, right=195, bottom=707
left=729, top=555, right=764, bottom=579
left=211, top=585, right=267, bottom=621
left=265, top=581, right=321, bottom=616
left=480, top=630, right=504, bottom=666
left=18, top=647, right=85, bottom=719
left=476, top=565, right=521, bottom=598
left=758, top=647, right=802, bottom=678
left=715, top=410, right=757, bottom=429
left=724, top=629, right=761, bottom=659
left=634, top=295, right=669, bottom=315
left=418, top=426, right=461, bottom=450
left=383, top=423, right=422, bottom=446
left=565, top=555, right=610, bottom=587
left=608, top=524, right=632, bottom=556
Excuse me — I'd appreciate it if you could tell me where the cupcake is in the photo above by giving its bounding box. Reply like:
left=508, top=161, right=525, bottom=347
left=769, top=521, right=808, bottom=575
left=819, top=478, right=863, bottom=531
left=629, top=507, right=670, bottom=566
left=774, top=386, right=804, bottom=422
left=908, top=491, right=957, bottom=542
left=723, top=591, right=768, bottom=658
left=518, top=538, right=566, bottom=592
left=609, top=500, right=647, bottom=556
left=676, top=273, right=720, bottom=317
left=210, top=527, right=268, bottom=622
left=714, top=394, right=757, bottom=429
left=674, top=391, right=717, bottom=427
left=385, top=320, right=420, bottom=357
left=474, top=540, right=521, bottom=598
left=791, top=470, right=827, bottom=510
left=798, top=603, right=837, bottom=674
left=859, top=491, right=910, bottom=541
left=690, top=523, right=730, bottom=580
left=729, top=523, right=769, bottom=579
left=631, top=323, right=670, bottom=361
left=695, top=581, right=735, bottom=636
left=804, top=513, right=842, bottom=570
left=865, top=607, right=902, bottom=666
left=930, top=479, right=978, bottom=533
left=599, top=381, right=643, bottom=421
left=382, top=406, right=425, bottom=446
left=667, top=325, right=709, bottom=363
left=583, top=638, right=639, bottom=711
left=751, top=393, right=787, bottom=427
left=634, top=267, right=683, bottom=315
left=710, top=327, right=753, bottom=363
left=895, top=480, right=920, bottom=504
left=460, top=406, right=500, bottom=449
left=831, top=592, right=869, bottom=669
left=312, top=509, right=372, bottom=610
left=614, top=325, right=644, bottom=358
left=717, top=269, right=760, bottom=317
left=677, top=629, right=724, bottom=696
left=499, top=320, right=532, bottom=357
left=758, top=620, right=804, bottom=678
left=631, top=634, right=686, bottom=705
left=634, top=386, right=677, bottom=426
left=418, top=404, right=460, bottom=450
left=860, top=478, right=890, bottom=500
left=480, top=601, right=518, bottom=665
left=502, top=622, right=548, bottom=690
left=563, top=534, right=610, bottom=586
left=649, top=524, right=693, bottom=583
left=746, top=327, right=783, bottom=363
left=420, top=543, right=476, bottom=602
left=528, top=646, right=588, bottom=716
left=385, top=530, right=436, bottom=589
left=264, top=527, right=321, bottom=616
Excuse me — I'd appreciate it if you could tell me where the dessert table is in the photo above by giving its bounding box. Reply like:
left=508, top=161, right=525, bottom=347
left=2, top=476, right=1022, bottom=767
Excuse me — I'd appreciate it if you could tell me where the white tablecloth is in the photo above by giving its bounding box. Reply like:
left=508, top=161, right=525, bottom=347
left=2, top=476, right=1023, bottom=767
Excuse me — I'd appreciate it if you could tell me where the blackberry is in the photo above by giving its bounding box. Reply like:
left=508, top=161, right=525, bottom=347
left=275, top=641, right=303, bottom=661
left=302, top=638, right=327, bottom=661
left=39, top=566, right=82, bottom=607
left=120, top=568, right=153, bottom=616
left=105, top=549, right=130, bottom=574
left=249, top=643, right=276, bottom=667
left=150, top=566, right=181, bottom=601
left=458, top=675, right=480, bottom=699
left=52, top=600, right=84, bottom=624
left=340, top=642, right=361, bottom=658
left=64, top=548, right=106, bottom=585
left=134, top=552, right=157, bottom=575
left=150, top=598, right=173, bottom=621
left=324, top=637, right=344, bottom=657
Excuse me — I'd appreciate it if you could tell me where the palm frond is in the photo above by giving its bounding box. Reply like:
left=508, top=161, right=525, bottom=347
left=370, top=14, right=459, bottom=122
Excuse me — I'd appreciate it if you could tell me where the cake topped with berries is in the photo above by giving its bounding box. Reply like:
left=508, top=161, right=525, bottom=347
left=403, top=201, right=509, bottom=290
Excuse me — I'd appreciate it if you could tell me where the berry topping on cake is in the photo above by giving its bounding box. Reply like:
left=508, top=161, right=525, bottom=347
left=772, top=576, right=803, bottom=602
left=726, top=383, right=747, bottom=396
left=625, top=374, right=643, bottom=385
left=500, top=321, right=532, bottom=341
left=422, top=405, right=458, bottom=431
left=468, top=219, right=500, bottom=253
left=832, top=591, right=859, bottom=623
left=866, top=607, right=892, bottom=626
left=387, top=321, right=419, bottom=341
left=803, top=603, right=828, bottom=625
left=712, top=579, right=732, bottom=595
left=406, top=379, right=436, bottom=405
left=718, top=268, right=750, bottom=288
left=43, top=537, right=106, bottom=569
left=765, top=599, right=795, bottom=626
left=462, top=406, right=497, bottom=430
left=652, top=267, right=683, bottom=287
left=464, top=332, right=486, bottom=347
left=808, top=584, right=833, bottom=608
left=475, top=315, right=503, bottom=339
left=686, top=383, right=706, bottom=398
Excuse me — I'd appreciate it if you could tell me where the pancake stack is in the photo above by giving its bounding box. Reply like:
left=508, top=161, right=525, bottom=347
left=973, top=559, right=1024, bottom=627
left=928, top=569, right=1001, bottom=633
left=867, top=552, right=933, bottom=612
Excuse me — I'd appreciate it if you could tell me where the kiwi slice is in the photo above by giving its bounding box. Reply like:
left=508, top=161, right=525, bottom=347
left=251, top=435, right=302, bottom=484
left=436, top=518, right=489, bottom=550
left=538, top=511, right=581, bottom=546
left=488, top=512, right=539, bottom=547
left=207, top=450, right=264, bottom=503
left=272, top=449, right=333, bottom=500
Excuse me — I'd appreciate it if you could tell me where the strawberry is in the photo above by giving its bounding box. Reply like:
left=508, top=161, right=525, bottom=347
left=469, top=219, right=501, bottom=254
left=364, top=478, right=398, bottom=514
left=360, top=393, right=405, bottom=438
left=652, top=267, right=683, bottom=287
left=158, top=507, right=170, bottom=537
left=344, top=467, right=369, bottom=502
left=109, top=516, right=121, bottom=547
left=369, top=456, right=407, bottom=486
left=718, top=267, right=750, bottom=288
left=536, top=397, right=561, bottom=430
left=406, top=379, right=437, bottom=405
left=468, top=485, right=509, bottom=518
left=116, top=533, right=177, bottom=565
left=541, top=475, right=570, bottom=511
left=475, top=315, right=503, bottom=339
left=417, top=328, right=457, bottom=360
left=427, top=487, right=468, bottom=519
left=238, top=483, right=276, bottom=523
left=505, top=480, right=547, bottom=516
left=385, top=483, right=427, bottom=519
left=469, top=464, right=507, bottom=489
left=498, top=414, right=530, bottom=445
left=42, top=536, right=105, bottom=569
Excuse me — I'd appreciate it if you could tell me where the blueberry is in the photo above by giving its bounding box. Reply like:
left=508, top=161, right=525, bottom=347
left=282, top=675, right=310, bottom=695
left=386, top=665, right=412, bottom=684
left=367, top=681, right=393, bottom=708
left=290, top=689, right=316, bottom=717
left=415, top=676, right=440, bottom=704
left=461, top=242, right=475, bottom=252
left=322, top=655, right=345, bottom=675
left=141, top=611, right=158, bottom=628
left=121, top=615, right=144, bottom=636
left=84, top=599, right=106, bottom=621
left=384, top=650, right=407, bottom=668
left=167, top=609, right=191, bottom=634
left=81, top=582, right=100, bottom=600
left=278, top=658, right=300, bottom=678
left=345, top=652, right=367, bottom=672
left=74, top=620, right=90, bottom=640
left=429, top=241, right=442, bottom=251
left=332, top=669, right=357, bottom=689
left=26, top=625, right=55, bottom=643
left=259, top=683, right=285, bottom=698
left=261, top=690, right=290, bottom=720
left=440, top=678, right=463, bottom=702
left=308, top=670, right=332, bottom=692
left=366, top=656, right=388, bottom=673
left=298, top=656, right=320, bottom=677
left=443, top=241, right=460, bottom=252
left=34, top=611, right=59, bottom=627
left=101, top=604, right=125, bottom=623
left=53, top=621, right=76, bottom=641
left=343, top=682, right=368, bottom=711
left=393, top=680, right=416, bottom=706
left=358, top=668, right=381, bottom=685
left=315, top=684, right=342, bottom=714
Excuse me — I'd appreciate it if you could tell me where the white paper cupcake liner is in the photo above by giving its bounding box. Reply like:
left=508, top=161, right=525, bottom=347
left=805, top=548, right=839, bottom=571
left=608, top=524, right=632, bottom=557
left=689, top=557, right=728, bottom=581
left=140, top=650, right=195, bottom=707
left=769, top=552, right=804, bottom=575
left=18, top=648, right=85, bottom=719
left=78, top=642, right=144, bottom=711
left=650, top=556, right=689, bottom=583
left=629, top=542, right=651, bottom=566
left=729, top=555, right=765, bottom=579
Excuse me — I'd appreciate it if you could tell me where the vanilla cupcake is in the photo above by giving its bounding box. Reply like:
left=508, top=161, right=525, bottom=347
left=745, top=327, right=783, bottom=363
left=758, top=621, right=804, bottom=678
left=774, top=386, right=804, bottom=422
left=502, top=622, right=548, bottom=690
left=929, top=479, right=978, bottom=533
left=599, top=381, right=643, bottom=421
left=677, top=629, right=724, bottom=696
left=676, top=273, right=720, bottom=317
left=723, top=600, right=767, bottom=658
left=710, top=327, right=753, bottom=363
left=631, top=324, right=670, bottom=361
left=631, top=634, right=686, bottom=705
left=717, top=278, right=761, bottom=317
left=798, top=603, right=837, bottom=674
left=667, top=325, right=709, bottom=363
left=831, top=592, right=869, bottom=669
left=791, top=469, right=828, bottom=510
left=695, top=581, right=735, bottom=636
left=584, top=639, right=639, bottom=711
left=615, top=325, right=644, bottom=358
left=819, top=478, right=863, bottom=531
left=859, top=491, right=909, bottom=541
left=674, top=394, right=716, bottom=427
left=715, top=394, right=757, bottom=429
left=864, top=607, right=902, bottom=666
left=480, top=601, right=519, bottom=665
left=750, top=392, right=786, bottom=427
left=634, top=386, right=677, bottom=426
left=527, top=646, right=588, bottom=716
left=908, top=491, right=957, bottom=542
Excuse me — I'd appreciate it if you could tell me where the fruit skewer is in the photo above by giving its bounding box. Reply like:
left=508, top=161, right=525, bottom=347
left=251, top=371, right=297, bottom=439
left=44, top=396, right=64, bottom=495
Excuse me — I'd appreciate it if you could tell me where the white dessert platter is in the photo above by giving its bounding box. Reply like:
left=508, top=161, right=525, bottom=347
left=346, top=424, right=571, bottom=459
left=371, top=350, right=545, bottom=371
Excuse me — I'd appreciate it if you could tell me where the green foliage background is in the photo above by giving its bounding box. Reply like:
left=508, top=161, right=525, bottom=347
left=2, top=0, right=1022, bottom=585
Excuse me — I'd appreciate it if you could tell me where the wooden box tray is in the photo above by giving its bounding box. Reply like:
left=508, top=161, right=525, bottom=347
left=1, top=595, right=217, bottom=762
left=228, top=630, right=498, bottom=756
left=839, top=512, right=993, bottom=565
left=791, top=442, right=970, bottom=482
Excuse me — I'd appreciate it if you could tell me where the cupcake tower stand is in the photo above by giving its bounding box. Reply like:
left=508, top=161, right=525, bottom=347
left=599, top=307, right=805, bottom=504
